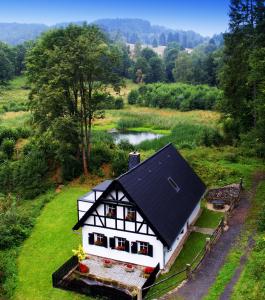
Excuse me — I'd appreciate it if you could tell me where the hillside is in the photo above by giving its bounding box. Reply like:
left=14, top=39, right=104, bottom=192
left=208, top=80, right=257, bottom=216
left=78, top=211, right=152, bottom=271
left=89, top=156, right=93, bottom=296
left=0, top=18, right=207, bottom=47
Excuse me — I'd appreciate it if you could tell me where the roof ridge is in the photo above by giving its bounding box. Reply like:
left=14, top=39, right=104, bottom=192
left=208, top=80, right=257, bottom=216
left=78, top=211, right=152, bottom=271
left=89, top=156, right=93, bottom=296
left=117, top=142, right=173, bottom=180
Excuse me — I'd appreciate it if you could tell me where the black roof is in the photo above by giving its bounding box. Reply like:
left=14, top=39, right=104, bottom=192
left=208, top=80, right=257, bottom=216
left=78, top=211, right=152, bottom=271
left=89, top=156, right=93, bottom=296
left=73, top=144, right=206, bottom=248
left=92, top=180, right=113, bottom=192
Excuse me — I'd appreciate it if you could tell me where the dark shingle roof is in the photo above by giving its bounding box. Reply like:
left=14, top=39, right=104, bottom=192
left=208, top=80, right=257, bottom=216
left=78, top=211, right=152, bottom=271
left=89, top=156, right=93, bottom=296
left=73, top=144, right=206, bottom=247
left=92, top=180, right=113, bottom=192
left=118, top=144, right=206, bottom=247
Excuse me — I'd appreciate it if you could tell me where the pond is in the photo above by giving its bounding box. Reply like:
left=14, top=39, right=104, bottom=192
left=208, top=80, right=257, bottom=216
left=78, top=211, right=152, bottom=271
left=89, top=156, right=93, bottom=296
left=110, top=131, right=163, bottom=145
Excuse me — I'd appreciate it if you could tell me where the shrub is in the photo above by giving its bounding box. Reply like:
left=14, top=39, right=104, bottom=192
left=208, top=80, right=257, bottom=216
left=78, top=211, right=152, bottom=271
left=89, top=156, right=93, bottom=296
left=118, top=139, right=134, bottom=152
left=0, top=138, right=15, bottom=159
left=128, top=89, right=139, bottom=104
left=128, top=83, right=222, bottom=111
left=114, top=97, right=124, bottom=109
left=111, top=150, right=128, bottom=177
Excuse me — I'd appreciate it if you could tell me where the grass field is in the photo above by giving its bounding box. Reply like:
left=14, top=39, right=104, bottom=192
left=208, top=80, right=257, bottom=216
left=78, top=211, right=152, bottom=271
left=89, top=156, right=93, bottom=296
left=0, top=76, right=29, bottom=109
left=12, top=187, right=90, bottom=300
left=195, top=208, right=224, bottom=228
left=147, top=232, right=209, bottom=299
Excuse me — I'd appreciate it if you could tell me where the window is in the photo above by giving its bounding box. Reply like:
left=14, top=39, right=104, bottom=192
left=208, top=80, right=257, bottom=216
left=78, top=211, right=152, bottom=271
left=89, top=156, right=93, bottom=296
left=168, top=177, right=180, bottom=192
left=95, top=233, right=104, bottom=246
left=107, top=204, right=116, bottom=218
left=116, top=237, right=126, bottom=250
left=110, top=237, right=129, bottom=252
left=88, top=233, right=107, bottom=247
left=138, top=241, right=149, bottom=255
left=126, top=207, right=136, bottom=221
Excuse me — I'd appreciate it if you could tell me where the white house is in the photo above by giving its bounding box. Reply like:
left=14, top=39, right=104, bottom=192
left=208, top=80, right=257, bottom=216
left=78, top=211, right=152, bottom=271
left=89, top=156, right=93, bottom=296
left=73, top=143, right=206, bottom=270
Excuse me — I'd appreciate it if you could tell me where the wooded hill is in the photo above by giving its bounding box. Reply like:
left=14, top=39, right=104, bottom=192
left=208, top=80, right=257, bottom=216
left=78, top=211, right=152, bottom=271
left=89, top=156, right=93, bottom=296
left=0, top=18, right=208, bottom=47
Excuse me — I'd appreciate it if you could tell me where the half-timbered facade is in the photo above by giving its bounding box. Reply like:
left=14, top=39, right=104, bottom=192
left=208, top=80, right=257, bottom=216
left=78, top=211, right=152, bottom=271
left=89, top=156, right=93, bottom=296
left=73, top=143, right=206, bottom=270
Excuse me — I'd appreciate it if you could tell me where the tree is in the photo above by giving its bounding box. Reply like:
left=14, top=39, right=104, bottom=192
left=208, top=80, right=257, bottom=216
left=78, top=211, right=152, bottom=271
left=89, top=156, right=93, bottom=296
left=164, top=42, right=181, bottom=82
left=173, top=52, right=193, bottom=83
left=0, top=42, right=15, bottom=85
left=152, top=38, right=158, bottom=48
left=159, top=33, right=166, bottom=46
left=27, top=24, right=122, bottom=175
left=146, top=57, right=165, bottom=83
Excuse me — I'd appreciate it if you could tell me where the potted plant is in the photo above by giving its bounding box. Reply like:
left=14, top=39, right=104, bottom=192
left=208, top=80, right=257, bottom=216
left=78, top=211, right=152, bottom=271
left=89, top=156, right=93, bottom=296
left=72, top=245, right=89, bottom=273
left=143, top=266, right=154, bottom=278
left=125, top=263, right=134, bottom=272
left=103, top=259, right=112, bottom=268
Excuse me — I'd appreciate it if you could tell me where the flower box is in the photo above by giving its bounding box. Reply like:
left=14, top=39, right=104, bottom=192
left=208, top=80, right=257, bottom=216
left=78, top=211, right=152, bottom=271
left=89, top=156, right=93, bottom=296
left=138, top=248, right=148, bottom=255
left=103, top=259, right=112, bottom=268
left=115, top=246, right=125, bottom=251
left=79, top=263, right=89, bottom=273
left=125, top=263, right=134, bottom=272
left=95, top=240, right=103, bottom=246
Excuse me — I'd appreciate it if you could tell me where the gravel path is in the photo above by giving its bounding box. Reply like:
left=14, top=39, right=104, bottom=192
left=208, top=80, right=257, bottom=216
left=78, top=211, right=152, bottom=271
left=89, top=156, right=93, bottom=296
left=161, top=172, right=265, bottom=300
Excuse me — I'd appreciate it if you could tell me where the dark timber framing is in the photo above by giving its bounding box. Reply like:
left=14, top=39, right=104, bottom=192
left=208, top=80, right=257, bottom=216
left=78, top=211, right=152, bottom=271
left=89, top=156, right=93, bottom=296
left=74, top=180, right=162, bottom=242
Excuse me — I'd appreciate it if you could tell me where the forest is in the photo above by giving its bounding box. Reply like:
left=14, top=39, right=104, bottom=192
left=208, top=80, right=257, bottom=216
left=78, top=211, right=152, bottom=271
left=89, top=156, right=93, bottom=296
left=0, top=1, right=265, bottom=300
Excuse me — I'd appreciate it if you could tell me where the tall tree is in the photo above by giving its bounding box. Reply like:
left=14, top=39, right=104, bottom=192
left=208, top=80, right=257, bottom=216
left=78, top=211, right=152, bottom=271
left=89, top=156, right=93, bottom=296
left=27, top=24, right=122, bottom=175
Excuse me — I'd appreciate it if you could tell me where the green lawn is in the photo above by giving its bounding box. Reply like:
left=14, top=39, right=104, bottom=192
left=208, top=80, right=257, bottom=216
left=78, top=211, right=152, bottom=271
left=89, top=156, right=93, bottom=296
left=147, top=232, right=208, bottom=299
left=195, top=208, right=224, bottom=229
left=12, top=186, right=91, bottom=300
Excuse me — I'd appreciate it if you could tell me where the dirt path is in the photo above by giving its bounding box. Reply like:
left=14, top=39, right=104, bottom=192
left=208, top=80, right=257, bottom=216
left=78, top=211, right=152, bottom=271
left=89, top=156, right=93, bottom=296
left=161, top=172, right=265, bottom=300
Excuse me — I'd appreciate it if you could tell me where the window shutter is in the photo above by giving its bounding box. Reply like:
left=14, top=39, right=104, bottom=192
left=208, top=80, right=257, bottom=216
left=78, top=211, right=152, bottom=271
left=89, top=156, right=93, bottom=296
left=109, top=237, right=115, bottom=249
left=103, top=236, right=108, bottom=248
left=125, top=240, right=130, bottom=252
left=148, top=244, right=153, bottom=257
left=131, top=242, right=137, bottom=253
left=88, top=233, right=94, bottom=245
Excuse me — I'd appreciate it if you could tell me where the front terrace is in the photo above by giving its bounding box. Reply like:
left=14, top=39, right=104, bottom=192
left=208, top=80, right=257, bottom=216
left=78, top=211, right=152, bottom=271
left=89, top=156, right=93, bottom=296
left=52, top=254, right=160, bottom=300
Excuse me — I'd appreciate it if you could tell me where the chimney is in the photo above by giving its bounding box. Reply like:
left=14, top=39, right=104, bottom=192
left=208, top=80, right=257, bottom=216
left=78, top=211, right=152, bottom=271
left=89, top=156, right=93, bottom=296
left=128, top=151, right=140, bottom=170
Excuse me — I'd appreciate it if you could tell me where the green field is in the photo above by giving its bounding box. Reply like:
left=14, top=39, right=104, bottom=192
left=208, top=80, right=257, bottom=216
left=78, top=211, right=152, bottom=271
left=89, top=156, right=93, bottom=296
left=12, top=187, right=89, bottom=300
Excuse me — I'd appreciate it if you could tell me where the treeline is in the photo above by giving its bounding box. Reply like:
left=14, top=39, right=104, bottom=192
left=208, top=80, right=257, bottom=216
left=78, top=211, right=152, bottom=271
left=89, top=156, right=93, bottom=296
left=0, top=41, right=31, bottom=85
left=220, top=0, right=265, bottom=156
left=125, top=40, right=223, bottom=87
left=128, top=83, right=222, bottom=111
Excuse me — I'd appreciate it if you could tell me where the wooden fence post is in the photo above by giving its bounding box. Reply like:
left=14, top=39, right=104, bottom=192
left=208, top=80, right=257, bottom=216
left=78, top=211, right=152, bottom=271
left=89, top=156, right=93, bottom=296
left=206, top=237, right=211, bottom=252
left=137, top=288, right=142, bottom=300
left=221, top=218, right=225, bottom=233
left=186, top=264, right=192, bottom=280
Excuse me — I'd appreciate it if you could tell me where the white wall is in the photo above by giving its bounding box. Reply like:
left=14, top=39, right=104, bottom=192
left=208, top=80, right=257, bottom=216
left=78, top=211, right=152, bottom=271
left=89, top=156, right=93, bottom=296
left=82, top=225, right=164, bottom=268
left=188, top=201, right=201, bottom=225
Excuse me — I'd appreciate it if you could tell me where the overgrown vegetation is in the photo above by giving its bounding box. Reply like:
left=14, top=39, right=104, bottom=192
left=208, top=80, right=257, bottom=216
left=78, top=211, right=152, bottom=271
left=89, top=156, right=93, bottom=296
left=128, top=83, right=222, bottom=111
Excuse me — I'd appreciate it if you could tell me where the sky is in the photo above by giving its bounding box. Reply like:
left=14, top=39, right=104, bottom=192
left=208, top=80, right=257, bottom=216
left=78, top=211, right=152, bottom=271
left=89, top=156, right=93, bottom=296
left=0, top=0, right=230, bottom=36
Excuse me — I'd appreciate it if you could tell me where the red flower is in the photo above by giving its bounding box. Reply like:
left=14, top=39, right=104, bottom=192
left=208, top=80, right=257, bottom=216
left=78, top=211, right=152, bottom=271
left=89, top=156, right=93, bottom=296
left=79, top=263, right=89, bottom=273
left=126, top=264, right=133, bottom=268
left=103, top=259, right=111, bottom=264
left=144, top=267, right=154, bottom=274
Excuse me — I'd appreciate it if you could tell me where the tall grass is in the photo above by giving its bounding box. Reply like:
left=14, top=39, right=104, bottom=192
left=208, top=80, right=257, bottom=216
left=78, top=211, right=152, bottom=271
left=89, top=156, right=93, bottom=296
left=137, top=123, right=222, bottom=151
left=115, top=109, right=219, bottom=132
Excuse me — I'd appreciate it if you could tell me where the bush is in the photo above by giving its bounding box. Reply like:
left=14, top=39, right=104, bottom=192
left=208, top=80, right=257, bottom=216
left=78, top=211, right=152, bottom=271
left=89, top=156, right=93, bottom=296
left=0, top=203, right=34, bottom=249
left=114, top=97, right=124, bottom=109
left=128, top=89, right=139, bottom=104
left=128, top=83, right=222, bottom=111
left=111, top=150, right=128, bottom=177
left=0, top=139, right=15, bottom=159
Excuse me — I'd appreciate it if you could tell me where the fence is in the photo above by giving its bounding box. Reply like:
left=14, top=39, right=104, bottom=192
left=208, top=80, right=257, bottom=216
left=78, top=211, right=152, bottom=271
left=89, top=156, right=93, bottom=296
left=52, top=255, right=78, bottom=288
left=143, top=217, right=225, bottom=299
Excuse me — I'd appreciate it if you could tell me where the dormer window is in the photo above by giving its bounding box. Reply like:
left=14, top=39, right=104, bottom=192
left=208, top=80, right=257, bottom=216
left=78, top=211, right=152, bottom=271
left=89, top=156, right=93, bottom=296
left=107, top=204, right=116, bottom=218
left=126, top=207, right=136, bottom=221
